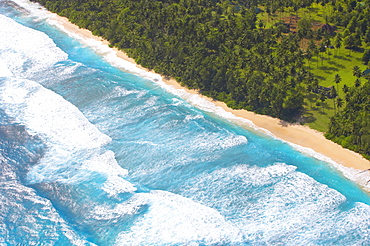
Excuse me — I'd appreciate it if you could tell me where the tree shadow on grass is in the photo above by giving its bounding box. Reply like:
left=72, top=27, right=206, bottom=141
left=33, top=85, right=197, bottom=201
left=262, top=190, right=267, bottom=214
left=314, top=74, right=326, bottom=80
left=334, top=55, right=351, bottom=61
left=318, top=65, right=339, bottom=73
left=300, top=115, right=316, bottom=123
left=352, top=47, right=365, bottom=53
left=298, top=110, right=317, bottom=124
left=317, top=110, right=328, bottom=115
left=309, top=100, right=333, bottom=116
left=327, top=60, right=345, bottom=69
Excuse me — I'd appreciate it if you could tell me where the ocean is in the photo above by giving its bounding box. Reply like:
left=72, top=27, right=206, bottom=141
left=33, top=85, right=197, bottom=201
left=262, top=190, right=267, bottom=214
left=1, top=0, right=370, bottom=245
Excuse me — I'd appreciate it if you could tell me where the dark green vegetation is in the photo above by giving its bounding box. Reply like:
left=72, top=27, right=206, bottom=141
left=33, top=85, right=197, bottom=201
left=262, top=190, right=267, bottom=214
left=326, top=79, right=370, bottom=159
left=31, top=0, right=370, bottom=159
left=33, top=0, right=320, bottom=121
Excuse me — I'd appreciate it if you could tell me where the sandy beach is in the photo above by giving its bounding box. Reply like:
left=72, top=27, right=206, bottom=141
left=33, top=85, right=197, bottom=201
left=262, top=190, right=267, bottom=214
left=50, top=14, right=370, bottom=174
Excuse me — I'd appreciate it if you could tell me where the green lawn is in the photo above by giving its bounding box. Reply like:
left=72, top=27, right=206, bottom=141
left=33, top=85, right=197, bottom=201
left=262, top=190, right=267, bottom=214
left=257, top=3, right=368, bottom=133
left=303, top=48, right=367, bottom=132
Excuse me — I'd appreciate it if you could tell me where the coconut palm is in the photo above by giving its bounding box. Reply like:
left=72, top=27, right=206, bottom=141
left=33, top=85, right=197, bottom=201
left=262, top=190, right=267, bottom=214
left=334, top=73, right=341, bottom=91
left=352, top=65, right=362, bottom=78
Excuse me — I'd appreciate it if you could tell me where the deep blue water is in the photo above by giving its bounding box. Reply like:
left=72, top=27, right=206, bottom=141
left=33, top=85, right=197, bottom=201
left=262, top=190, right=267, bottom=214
left=1, top=1, right=370, bottom=245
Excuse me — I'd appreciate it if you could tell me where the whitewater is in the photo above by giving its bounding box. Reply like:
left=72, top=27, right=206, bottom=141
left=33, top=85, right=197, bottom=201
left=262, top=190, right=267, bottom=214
left=1, top=1, right=370, bottom=245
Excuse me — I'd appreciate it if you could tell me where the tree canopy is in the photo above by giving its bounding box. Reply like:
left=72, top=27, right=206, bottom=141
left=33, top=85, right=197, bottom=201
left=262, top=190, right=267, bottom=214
left=32, top=0, right=323, bottom=121
left=326, top=79, right=370, bottom=159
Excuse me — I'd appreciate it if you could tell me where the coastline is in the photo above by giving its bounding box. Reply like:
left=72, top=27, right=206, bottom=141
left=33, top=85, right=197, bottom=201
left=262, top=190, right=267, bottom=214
left=48, top=14, right=370, bottom=182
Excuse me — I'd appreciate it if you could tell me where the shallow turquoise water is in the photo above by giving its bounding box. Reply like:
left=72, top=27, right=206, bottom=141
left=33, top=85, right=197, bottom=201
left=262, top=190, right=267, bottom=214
left=1, top=1, right=370, bottom=245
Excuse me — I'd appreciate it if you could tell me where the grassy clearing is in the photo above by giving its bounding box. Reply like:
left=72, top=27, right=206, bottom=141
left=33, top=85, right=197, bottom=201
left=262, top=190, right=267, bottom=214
left=258, top=3, right=368, bottom=132
left=257, top=3, right=332, bottom=30
left=303, top=89, right=335, bottom=132
left=307, top=49, right=366, bottom=88
left=303, top=48, right=367, bottom=132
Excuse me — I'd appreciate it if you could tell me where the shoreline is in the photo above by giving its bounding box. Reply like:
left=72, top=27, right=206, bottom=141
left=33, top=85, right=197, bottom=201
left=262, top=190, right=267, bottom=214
left=48, top=14, right=370, bottom=182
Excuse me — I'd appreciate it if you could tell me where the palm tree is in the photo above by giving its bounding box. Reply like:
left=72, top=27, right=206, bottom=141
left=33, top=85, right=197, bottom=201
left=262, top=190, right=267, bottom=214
left=330, top=86, right=338, bottom=113
left=322, top=36, right=331, bottom=57
left=342, top=84, right=349, bottom=94
left=352, top=65, right=362, bottom=78
left=334, top=73, right=341, bottom=91
left=334, top=33, right=342, bottom=56
left=319, top=43, right=326, bottom=65
left=319, top=92, right=327, bottom=112
left=307, top=39, right=317, bottom=68
left=344, top=34, right=356, bottom=54
left=355, top=78, right=361, bottom=87
left=336, top=97, right=344, bottom=109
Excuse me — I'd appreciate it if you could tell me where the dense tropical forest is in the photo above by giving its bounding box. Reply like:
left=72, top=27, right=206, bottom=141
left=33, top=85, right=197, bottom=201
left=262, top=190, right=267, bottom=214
left=31, top=0, right=370, bottom=159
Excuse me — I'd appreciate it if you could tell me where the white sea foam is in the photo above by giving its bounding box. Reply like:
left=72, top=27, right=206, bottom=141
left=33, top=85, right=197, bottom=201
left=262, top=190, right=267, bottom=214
left=80, top=150, right=136, bottom=196
left=0, top=174, right=94, bottom=245
left=115, top=190, right=243, bottom=245
left=184, top=114, right=204, bottom=121
left=81, top=151, right=127, bottom=177
left=177, top=162, right=370, bottom=244
left=133, top=141, right=158, bottom=146
left=0, top=58, right=13, bottom=77
left=6, top=0, right=53, bottom=20
left=0, top=14, right=68, bottom=77
left=102, top=176, right=137, bottom=197
left=191, top=133, right=247, bottom=152
left=25, top=149, right=135, bottom=198
left=0, top=3, right=134, bottom=196
left=288, top=142, right=370, bottom=192
left=110, top=86, right=140, bottom=98
left=91, top=202, right=142, bottom=221
left=0, top=77, right=110, bottom=148
left=0, top=77, right=133, bottom=196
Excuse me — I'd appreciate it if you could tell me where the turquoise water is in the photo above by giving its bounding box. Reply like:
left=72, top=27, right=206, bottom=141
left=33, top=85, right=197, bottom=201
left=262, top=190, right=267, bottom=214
left=1, top=1, right=370, bottom=245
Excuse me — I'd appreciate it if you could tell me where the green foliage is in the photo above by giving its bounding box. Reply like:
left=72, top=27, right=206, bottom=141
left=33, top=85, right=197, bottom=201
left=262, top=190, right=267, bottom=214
left=362, top=49, right=370, bottom=65
left=303, top=47, right=366, bottom=132
left=326, top=79, right=370, bottom=159
left=298, top=18, right=312, bottom=36
left=32, top=0, right=321, bottom=121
